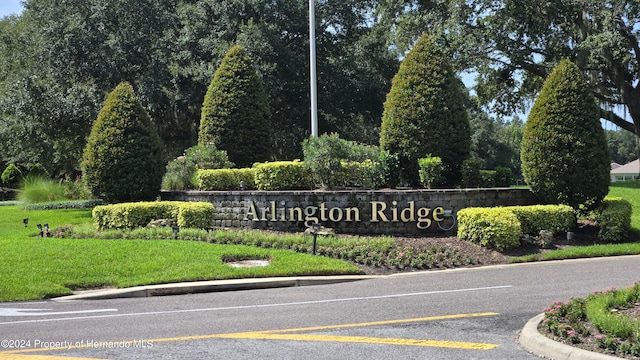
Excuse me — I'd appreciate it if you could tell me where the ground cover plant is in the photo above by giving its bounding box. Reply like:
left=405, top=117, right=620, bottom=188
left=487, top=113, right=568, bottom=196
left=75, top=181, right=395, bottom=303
left=540, top=282, right=640, bottom=358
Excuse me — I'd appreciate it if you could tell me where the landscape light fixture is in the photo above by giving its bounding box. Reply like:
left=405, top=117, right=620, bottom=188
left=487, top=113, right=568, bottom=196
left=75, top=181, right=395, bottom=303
left=36, top=224, right=43, bottom=237
left=23, top=218, right=28, bottom=227
left=240, top=180, right=245, bottom=191
left=311, top=223, right=321, bottom=255
left=172, top=226, right=179, bottom=239
left=44, top=223, right=50, bottom=237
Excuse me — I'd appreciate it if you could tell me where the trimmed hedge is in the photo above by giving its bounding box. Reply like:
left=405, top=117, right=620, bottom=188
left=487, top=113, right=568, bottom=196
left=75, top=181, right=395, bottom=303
left=93, top=201, right=214, bottom=230
left=457, top=204, right=576, bottom=250
left=24, top=199, right=105, bottom=210
left=253, top=161, right=315, bottom=190
left=418, top=156, right=443, bottom=189
left=336, top=160, right=385, bottom=189
left=504, top=204, right=575, bottom=235
left=457, top=207, right=522, bottom=250
left=595, top=197, right=632, bottom=243
left=196, top=168, right=255, bottom=191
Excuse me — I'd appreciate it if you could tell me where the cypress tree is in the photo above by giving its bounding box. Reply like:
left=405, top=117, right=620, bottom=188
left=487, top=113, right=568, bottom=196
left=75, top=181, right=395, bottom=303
left=380, top=34, right=471, bottom=187
left=81, top=82, right=164, bottom=203
left=521, top=59, right=610, bottom=210
left=198, top=45, right=271, bottom=168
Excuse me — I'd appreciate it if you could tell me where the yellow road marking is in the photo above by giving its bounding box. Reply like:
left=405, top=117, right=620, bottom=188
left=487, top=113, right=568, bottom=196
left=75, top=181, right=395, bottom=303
left=215, top=333, right=498, bottom=350
left=257, top=312, right=500, bottom=333
left=2, top=312, right=500, bottom=357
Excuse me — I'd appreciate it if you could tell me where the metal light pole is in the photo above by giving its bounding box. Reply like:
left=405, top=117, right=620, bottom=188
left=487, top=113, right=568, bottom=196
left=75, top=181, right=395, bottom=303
left=309, top=0, right=318, bottom=137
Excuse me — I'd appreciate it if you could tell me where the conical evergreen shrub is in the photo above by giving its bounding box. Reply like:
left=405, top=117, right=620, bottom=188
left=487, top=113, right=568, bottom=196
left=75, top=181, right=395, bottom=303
left=81, top=82, right=164, bottom=203
left=521, top=59, right=610, bottom=210
left=198, top=45, right=271, bottom=168
left=380, top=34, right=470, bottom=187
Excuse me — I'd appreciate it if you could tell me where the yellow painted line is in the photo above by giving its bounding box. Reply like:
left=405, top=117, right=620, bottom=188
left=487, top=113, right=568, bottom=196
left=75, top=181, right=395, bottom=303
left=4, top=312, right=500, bottom=356
left=215, top=333, right=498, bottom=350
left=257, top=312, right=499, bottom=333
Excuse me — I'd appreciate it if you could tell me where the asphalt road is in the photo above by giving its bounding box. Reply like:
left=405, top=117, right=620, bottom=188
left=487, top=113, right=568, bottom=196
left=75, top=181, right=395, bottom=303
left=1, top=255, right=639, bottom=360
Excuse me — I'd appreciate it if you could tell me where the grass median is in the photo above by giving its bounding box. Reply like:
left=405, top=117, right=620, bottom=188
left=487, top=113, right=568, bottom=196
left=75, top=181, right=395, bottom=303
left=0, top=206, right=363, bottom=302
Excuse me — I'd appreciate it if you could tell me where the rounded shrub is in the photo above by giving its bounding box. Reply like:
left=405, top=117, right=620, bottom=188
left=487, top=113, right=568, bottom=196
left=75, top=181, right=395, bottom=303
left=521, top=59, right=610, bottom=210
left=81, top=82, right=165, bottom=203
left=27, top=163, right=49, bottom=179
left=1, top=163, right=23, bottom=189
left=380, top=34, right=471, bottom=187
left=198, top=45, right=271, bottom=168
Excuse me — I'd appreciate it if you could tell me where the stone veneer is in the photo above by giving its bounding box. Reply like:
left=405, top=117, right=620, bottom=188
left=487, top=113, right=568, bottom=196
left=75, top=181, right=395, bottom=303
left=160, top=188, right=537, bottom=235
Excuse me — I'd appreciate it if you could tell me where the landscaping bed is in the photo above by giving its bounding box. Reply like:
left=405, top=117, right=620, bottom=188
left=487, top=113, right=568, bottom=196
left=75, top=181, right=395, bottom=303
left=354, top=219, right=604, bottom=275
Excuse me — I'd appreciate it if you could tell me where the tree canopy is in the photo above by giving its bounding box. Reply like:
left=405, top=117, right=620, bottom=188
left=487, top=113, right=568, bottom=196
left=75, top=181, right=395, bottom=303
left=2, top=0, right=631, bottom=178
left=375, top=0, right=640, bottom=135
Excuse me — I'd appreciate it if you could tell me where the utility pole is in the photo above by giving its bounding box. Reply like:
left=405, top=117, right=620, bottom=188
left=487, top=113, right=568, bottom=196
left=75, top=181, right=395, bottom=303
left=309, top=0, right=318, bottom=137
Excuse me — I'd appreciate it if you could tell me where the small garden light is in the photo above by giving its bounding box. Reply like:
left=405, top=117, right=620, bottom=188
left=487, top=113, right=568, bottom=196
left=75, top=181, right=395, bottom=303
left=171, top=225, right=180, bottom=239
left=23, top=218, right=28, bottom=227
left=311, top=223, right=321, bottom=255
left=36, top=224, right=43, bottom=237
left=43, top=224, right=50, bottom=237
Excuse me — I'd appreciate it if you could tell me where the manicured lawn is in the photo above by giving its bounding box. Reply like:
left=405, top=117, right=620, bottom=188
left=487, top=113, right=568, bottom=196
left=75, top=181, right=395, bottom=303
left=0, top=205, right=362, bottom=302
left=608, top=181, right=640, bottom=229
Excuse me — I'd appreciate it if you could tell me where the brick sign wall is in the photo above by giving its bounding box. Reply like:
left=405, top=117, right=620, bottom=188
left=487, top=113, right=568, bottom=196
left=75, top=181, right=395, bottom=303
left=160, top=188, right=537, bottom=235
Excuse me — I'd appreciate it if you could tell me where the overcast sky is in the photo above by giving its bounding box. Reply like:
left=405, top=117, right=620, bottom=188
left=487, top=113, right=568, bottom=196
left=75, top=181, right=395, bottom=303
left=0, top=0, right=24, bottom=18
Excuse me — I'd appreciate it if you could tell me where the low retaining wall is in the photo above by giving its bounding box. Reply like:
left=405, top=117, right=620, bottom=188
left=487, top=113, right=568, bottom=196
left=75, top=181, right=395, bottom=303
left=160, top=188, right=537, bottom=235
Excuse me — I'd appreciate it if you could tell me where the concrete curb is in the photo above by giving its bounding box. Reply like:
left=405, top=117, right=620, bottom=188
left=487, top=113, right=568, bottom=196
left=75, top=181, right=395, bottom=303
left=519, top=313, right=622, bottom=360
left=53, top=275, right=378, bottom=301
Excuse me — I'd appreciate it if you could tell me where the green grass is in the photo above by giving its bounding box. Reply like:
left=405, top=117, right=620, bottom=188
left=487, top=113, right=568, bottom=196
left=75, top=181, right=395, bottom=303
left=0, top=205, right=362, bottom=302
left=607, top=181, right=640, bottom=229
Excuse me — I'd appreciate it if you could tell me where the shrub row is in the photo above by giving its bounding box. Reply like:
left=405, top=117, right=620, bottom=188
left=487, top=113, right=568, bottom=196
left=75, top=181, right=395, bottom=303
left=456, top=207, right=522, bottom=250
left=253, top=160, right=314, bottom=190
left=194, top=160, right=389, bottom=191
left=461, top=159, right=513, bottom=188
left=24, top=199, right=105, bottom=210
left=593, top=197, right=632, bottom=243
left=196, top=168, right=256, bottom=191
left=457, top=205, right=576, bottom=250
left=504, top=205, right=575, bottom=235
left=93, top=201, right=214, bottom=230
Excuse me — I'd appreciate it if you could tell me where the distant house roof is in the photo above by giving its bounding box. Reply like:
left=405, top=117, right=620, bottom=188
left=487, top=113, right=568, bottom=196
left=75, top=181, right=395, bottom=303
left=611, top=159, right=640, bottom=175
left=611, top=162, right=622, bottom=170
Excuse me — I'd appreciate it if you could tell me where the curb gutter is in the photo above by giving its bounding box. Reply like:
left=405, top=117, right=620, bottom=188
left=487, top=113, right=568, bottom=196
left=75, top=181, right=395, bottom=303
left=53, top=275, right=377, bottom=301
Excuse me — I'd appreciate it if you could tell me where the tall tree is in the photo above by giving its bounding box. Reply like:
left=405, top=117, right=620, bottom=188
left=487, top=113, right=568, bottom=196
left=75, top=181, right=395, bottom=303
left=375, top=0, right=640, bottom=136
left=380, top=34, right=470, bottom=187
left=521, top=59, right=610, bottom=210
left=198, top=45, right=271, bottom=168
left=81, top=82, right=164, bottom=203
left=174, top=0, right=397, bottom=158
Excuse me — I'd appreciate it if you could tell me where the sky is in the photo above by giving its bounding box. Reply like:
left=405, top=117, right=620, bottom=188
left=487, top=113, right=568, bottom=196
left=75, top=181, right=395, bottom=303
left=0, top=0, right=23, bottom=18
